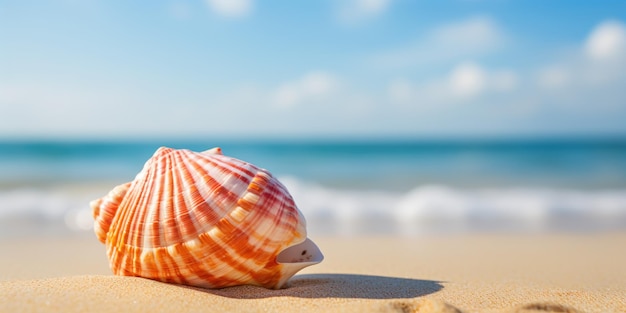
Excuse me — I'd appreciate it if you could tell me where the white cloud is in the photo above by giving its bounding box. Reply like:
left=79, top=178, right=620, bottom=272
left=205, top=0, right=252, bottom=18
left=383, top=19, right=624, bottom=115
left=369, top=16, right=505, bottom=68
left=535, top=19, right=626, bottom=103
left=445, top=62, right=518, bottom=99
left=3, top=14, right=625, bottom=139
left=585, top=20, right=626, bottom=61
left=272, top=72, right=339, bottom=108
left=388, top=62, right=518, bottom=106
left=336, top=0, right=391, bottom=24
left=449, top=62, right=486, bottom=97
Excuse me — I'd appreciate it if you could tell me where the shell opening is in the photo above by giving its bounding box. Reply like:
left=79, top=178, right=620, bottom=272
left=273, top=238, right=323, bottom=289
left=276, top=238, right=323, bottom=264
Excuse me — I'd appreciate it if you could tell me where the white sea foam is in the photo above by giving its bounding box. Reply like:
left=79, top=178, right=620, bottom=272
left=279, top=177, right=626, bottom=235
left=0, top=187, right=103, bottom=237
left=1, top=178, right=626, bottom=237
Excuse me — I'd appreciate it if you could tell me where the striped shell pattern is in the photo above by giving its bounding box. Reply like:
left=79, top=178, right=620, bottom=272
left=91, top=147, right=322, bottom=289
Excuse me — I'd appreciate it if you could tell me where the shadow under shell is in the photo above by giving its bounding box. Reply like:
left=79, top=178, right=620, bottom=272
left=182, top=273, right=444, bottom=299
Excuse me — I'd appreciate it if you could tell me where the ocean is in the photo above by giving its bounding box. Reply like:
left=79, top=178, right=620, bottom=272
left=1, top=138, right=626, bottom=237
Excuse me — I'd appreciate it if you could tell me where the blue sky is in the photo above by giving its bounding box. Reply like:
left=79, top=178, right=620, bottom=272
left=1, top=0, right=626, bottom=139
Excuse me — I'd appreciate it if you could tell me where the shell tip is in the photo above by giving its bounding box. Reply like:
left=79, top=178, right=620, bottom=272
left=202, top=147, right=223, bottom=155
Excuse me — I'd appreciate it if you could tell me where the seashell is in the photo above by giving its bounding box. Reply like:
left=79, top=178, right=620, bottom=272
left=91, top=146, right=323, bottom=289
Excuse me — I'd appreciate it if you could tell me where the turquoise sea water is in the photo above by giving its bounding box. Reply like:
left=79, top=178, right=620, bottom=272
left=1, top=138, right=626, bottom=236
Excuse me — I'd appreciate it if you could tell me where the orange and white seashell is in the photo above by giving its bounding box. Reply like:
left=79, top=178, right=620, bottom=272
left=91, top=146, right=323, bottom=289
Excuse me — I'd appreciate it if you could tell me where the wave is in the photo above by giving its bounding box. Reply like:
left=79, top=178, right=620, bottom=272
left=1, top=178, right=626, bottom=237
left=281, top=177, right=626, bottom=235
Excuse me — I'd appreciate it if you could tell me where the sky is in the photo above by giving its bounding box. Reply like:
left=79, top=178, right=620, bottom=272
left=1, top=0, right=626, bottom=140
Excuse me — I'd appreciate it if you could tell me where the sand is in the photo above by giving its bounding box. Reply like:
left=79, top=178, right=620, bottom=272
left=1, top=233, right=625, bottom=313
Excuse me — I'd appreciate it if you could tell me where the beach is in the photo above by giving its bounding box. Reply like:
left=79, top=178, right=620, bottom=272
left=1, top=140, right=625, bottom=312
left=1, top=233, right=625, bottom=313
left=3, top=0, right=626, bottom=310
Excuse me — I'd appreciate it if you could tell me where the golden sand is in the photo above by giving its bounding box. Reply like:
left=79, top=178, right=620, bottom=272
left=1, top=233, right=625, bottom=312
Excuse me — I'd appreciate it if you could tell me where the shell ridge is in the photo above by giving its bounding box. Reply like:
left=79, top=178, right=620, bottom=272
left=247, top=174, right=308, bottom=273
left=202, top=154, right=255, bottom=187
left=142, top=152, right=173, bottom=280
left=106, top=179, right=141, bottom=274
left=198, top=172, right=286, bottom=286
left=172, top=150, right=201, bottom=241
left=194, top=232, right=244, bottom=287
left=137, top=152, right=176, bottom=274
left=162, top=150, right=183, bottom=247
left=119, top=154, right=163, bottom=276
left=175, top=150, right=228, bottom=286
left=164, top=245, right=189, bottom=285
left=137, top=151, right=171, bottom=278
left=226, top=172, right=298, bottom=285
left=144, top=153, right=166, bottom=250
left=243, top=173, right=280, bottom=242
left=154, top=246, right=182, bottom=284
left=188, top=155, right=262, bottom=233
left=168, top=150, right=226, bottom=286
left=187, top=227, right=247, bottom=286
left=255, top=173, right=303, bottom=237
left=201, top=155, right=247, bottom=198
left=92, top=181, right=131, bottom=243
left=159, top=151, right=189, bottom=284
left=112, top=156, right=154, bottom=242
left=208, top=153, right=255, bottom=176
left=182, top=238, right=226, bottom=286
left=179, top=160, right=255, bottom=288
left=204, top=223, right=264, bottom=286
left=184, top=152, right=236, bottom=226
left=131, top=155, right=160, bottom=248
left=235, top=172, right=301, bottom=258
left=183, top=152, right=249, bottom=274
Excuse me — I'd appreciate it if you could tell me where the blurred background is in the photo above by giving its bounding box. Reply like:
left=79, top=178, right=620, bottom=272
left=1, top=0, right=626, bottom=238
